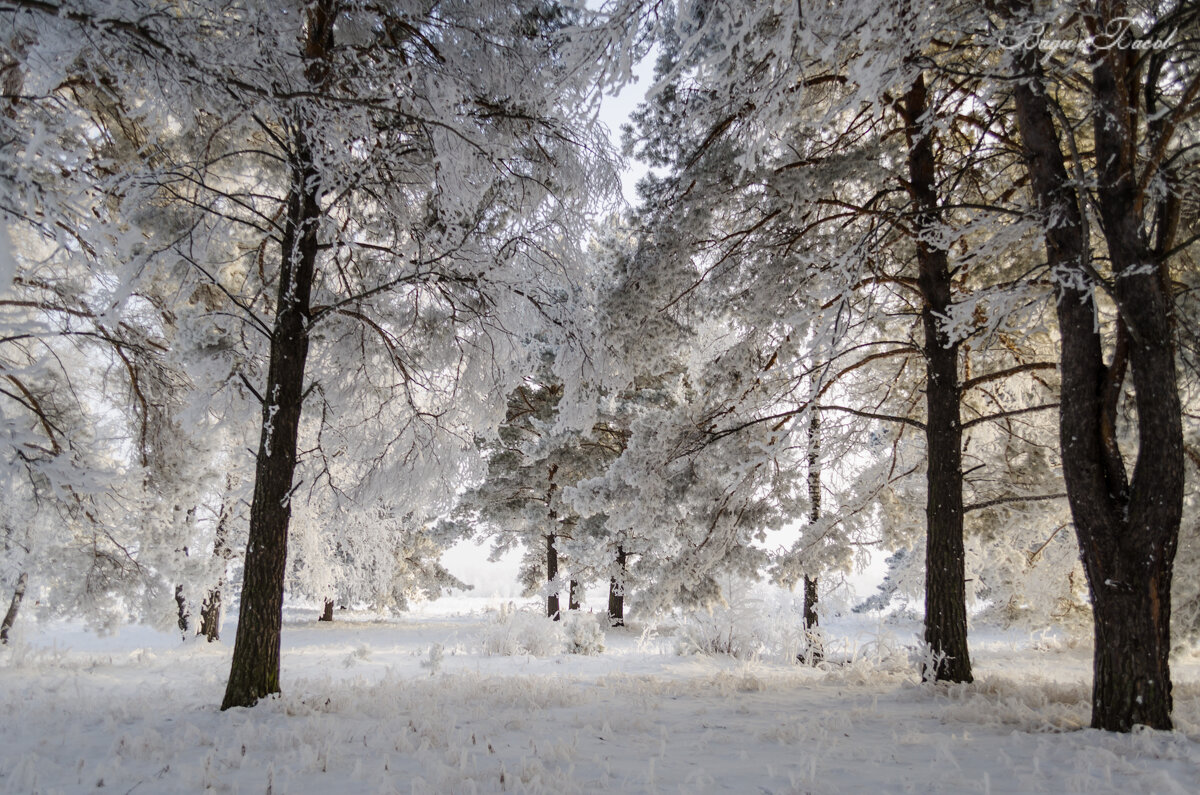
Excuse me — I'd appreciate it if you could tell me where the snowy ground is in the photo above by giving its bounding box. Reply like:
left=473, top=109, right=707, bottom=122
left=3, top=598, right=1200, bottom=794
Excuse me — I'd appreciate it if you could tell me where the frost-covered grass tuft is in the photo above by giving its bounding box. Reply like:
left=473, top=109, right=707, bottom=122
left=478, top=602, right=565, bottom=656
left=931, top=674, right=1091, bottom=732
left=3, top=612, right=1200, bottom=793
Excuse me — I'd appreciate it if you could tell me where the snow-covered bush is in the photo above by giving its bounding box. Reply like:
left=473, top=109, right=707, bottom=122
left=421, top=643, right=444, bottom=675
left=478, top=603, right=565, bottom=657
left=675, top=578, right=809, bottom=663
left=563, top=612, right=605, bottom=655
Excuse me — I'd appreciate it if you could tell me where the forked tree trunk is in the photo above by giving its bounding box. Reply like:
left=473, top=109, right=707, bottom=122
left=568, top=580, right=581, bottom=612
left=221, top=0, right=334, bottom=713
left=1004, top=3, right=1183, bottom=729
left=1, top=572, right=27, bottom=644
left=902, top=72, right=971, bottom=683
left=608, top=546, right=626, bottom=627
left=319, top=599, right=334, bottom=622
left=1084, top=15, right=1182, bottom=732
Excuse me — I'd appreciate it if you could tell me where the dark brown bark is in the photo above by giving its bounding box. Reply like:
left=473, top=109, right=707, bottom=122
left=1085, top=12, right=1182, bottom=730
left=546, top=533, right=560, bottom=620
left=546, top=462, right=561, bottom=620
left=319, top=599, right=334, bottom=622
left=901, top=73, right=972, bottom=683
left=221, top=1, right=335, bottom=711
left=608, top=545, right=626, bottom=627
left=802, top=576, right=819, bottom=631
left=799, top=575, right=822, bottom=666
left=1004, top=1, right=1183, bottom=729
left=199, top=588, right=222, bottom=642
left=1, top=572, right=27, bottom=644
left=568, top=580, right=581, bottom=612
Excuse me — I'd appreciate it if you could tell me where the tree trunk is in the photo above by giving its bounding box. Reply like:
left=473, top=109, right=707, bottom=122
left=198, top=490, right=233, bottom=643
left=546, top=462, right=561, bottom=620
left=800, top=407, right=823, bottom=665
left=199, top=588, right=222, bottom=642
left=546, top=533, right=560, bottom=620
left=1084, top=11, right=1182, bottom=732
left=319, top=599, right=334, bottom=622
left=568, top=579, right=581, bottom=612
left=221, top=1, right=334, bottom=712
left=800, top=575, right=821, bottom=665
left=174, top=511, right=193, bottom=641
left=1, top=572, right=27, bottom=644
left=802, top=576, right=819, bottom=632
left=1004, top=4, right=1183, bottom=729
left=174, top=584, right=190, bottom=640
left=608, top=546, right=626, bottom=627
left=902, top=72, right=971, bottom=683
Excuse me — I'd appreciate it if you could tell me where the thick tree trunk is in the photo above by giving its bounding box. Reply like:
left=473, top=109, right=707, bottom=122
left=902, top=73, right=971, bottom=683
left=546, top=533, right=560, bottom=620
left=1005, top=5, right=1183, bottom=729
left=1090, top=581, right=1174, bottom=729
left=319, top=599, right=334, bottom=622
left=1, top=572, right=27, bottom=644
left=220, top=155, right=321, bottom=707
left=1085, top=15, right=1182, bottom=732
left=221, top=4, right=333, bottom=711
left=608, top=546, right=626, bottom=627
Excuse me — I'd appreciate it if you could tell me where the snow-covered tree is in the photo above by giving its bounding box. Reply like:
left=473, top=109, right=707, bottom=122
left=1, top=0, right=622, bottom=708
left=988, top=0, right=1199, bottom=731
left=608, top=0, right=1082, bottom=683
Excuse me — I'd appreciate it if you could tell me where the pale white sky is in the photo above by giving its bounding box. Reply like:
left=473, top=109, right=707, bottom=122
left=598, top=58, right=655, bottom=206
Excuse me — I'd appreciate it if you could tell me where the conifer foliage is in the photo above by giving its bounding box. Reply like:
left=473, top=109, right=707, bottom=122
left=0, top=0, right=1197, bottom=735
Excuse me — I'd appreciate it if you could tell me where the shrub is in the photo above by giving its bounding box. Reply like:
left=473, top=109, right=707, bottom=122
left=478, top=602, right=565, bottom=657
left=674, top=578, right=810, bottom=663
left=563, top=612, right=605, bottom=655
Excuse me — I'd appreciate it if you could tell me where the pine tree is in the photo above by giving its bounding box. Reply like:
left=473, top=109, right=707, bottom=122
left=1, top=0, right=621, bottom=706
left=991, top=0, right=1198, bottom=731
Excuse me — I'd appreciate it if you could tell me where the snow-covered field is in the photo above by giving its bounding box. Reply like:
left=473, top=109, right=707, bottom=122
left=3, top=598, right=1200, bottom=794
